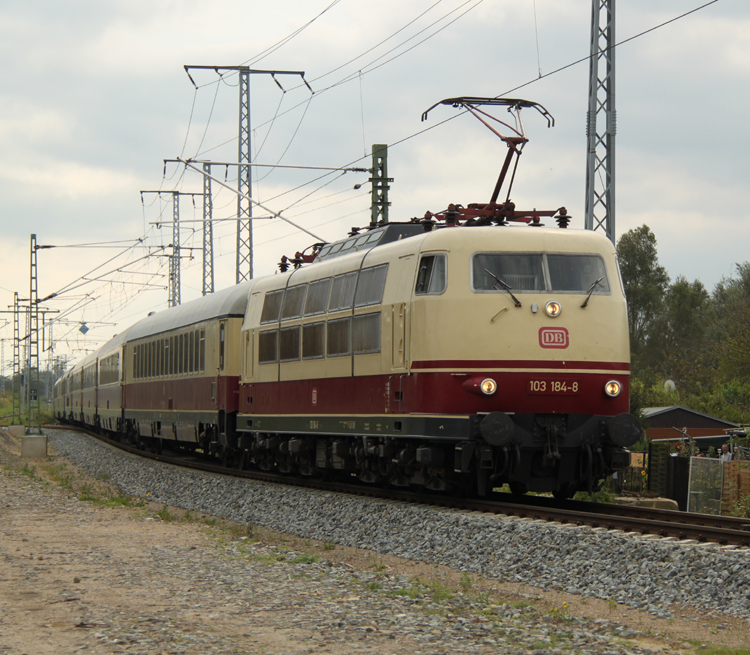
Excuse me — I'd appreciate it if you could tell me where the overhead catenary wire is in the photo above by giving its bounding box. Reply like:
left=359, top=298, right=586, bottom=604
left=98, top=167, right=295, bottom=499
left=47, top=0, right=721, bottom=372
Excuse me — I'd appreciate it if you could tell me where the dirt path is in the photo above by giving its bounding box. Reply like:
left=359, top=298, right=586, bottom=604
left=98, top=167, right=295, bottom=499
left=0, top=428, right=748, bottom=654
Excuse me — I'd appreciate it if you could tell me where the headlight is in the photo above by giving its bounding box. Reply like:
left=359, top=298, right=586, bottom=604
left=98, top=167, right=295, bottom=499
left=604, top=380, right=622, bottom=397
left=545, top=300, right=562, bottom=317
left=480, top=378, right=497, bottom=395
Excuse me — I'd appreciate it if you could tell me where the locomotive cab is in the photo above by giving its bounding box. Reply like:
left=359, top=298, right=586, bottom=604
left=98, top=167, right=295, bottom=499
left=407, top=225, right=639, bottom=496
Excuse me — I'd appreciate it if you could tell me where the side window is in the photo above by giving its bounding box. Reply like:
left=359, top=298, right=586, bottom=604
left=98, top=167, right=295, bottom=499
left=280, top=285, right=307, bottom=321
left=353, top=313, right=381, bottom=354
left=260, top=290, right=284, bottom=323
left=302, top=322, right=325, bottom=359
left=415, top=254, right=447, bottom=295
left=327, top=318, right=351, bottom=356
left=279, top=326, right=301, bottom=361
left=259, top=329, right=278, bottom=364
left=354, top=264, right=388, bottom=307
left=193, top=330, right=200, bottom=373
left=304, top=278, right=332, bottom=316
left=199, top=330, right=206, bottom=371
left=328, top=272, right=358, bottom=312
left=219, top=323, right=226, bottom=371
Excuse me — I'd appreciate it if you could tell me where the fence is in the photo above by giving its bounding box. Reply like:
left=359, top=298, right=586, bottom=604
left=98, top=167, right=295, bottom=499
left=686, top=457, right=723, bottom=515
left=720, top=460, right=750, bottom=515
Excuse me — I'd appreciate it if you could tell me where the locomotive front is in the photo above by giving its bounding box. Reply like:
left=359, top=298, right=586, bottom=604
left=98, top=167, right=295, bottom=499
left=407, top=226, right=640, bottom=497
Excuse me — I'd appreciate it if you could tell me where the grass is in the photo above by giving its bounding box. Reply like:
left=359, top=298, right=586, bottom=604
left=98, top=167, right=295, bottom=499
left=156, top=505, right=175, bottom=522
left=39, top=462, right=73, bottom=488
left=573, top=484, right=617, bottom=503
left=20, top=462, right=38, bottom=478
left=290, top=553, right=318, bottom=565
left=0, top=394, right=55, bottom=426
left=429, top=582, right=454, bottom=602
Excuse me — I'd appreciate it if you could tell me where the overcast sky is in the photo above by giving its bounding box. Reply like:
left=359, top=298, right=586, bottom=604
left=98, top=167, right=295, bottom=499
left=1, top=0, right=748, bottom=368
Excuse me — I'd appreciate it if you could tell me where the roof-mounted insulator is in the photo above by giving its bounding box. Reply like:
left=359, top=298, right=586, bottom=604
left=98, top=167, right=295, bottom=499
left=445, top=205, right=460, bottom=226
left=420, top=213, right=436, bottom=232
left=555, top=208, right=571, bottom=229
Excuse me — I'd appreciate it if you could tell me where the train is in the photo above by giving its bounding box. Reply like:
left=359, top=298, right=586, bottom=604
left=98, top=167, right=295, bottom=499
left=53, top=219, right=640, bottom=498
left=53, top=98, right=641, bottom=498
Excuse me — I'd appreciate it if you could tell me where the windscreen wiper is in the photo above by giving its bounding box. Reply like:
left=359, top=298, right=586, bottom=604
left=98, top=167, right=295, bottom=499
left=484, top=268, right=522, bottom=308
left=581, top=276, right=604, bottom=309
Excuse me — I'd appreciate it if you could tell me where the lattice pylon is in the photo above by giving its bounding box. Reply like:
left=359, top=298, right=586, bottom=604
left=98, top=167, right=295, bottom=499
left=236, top=67, right=253, bottom=283
left=202, top=163, right=214, bottom=295
left=584, top=0, right=616, bottom=243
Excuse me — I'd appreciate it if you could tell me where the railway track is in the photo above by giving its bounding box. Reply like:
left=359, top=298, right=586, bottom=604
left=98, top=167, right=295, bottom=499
left=46, top=423, right=750, bottom=547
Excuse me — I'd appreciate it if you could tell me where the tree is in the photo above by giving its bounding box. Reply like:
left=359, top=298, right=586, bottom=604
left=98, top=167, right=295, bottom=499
left=615, top=225, right=669, bottom=372
left=712, top=262, right=750, bottom=378
left=649, top=276, right=713, bottom=394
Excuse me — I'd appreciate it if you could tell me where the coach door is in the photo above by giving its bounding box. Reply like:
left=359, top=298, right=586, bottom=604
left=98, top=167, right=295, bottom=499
left=392, top=255, right=415, bottom=369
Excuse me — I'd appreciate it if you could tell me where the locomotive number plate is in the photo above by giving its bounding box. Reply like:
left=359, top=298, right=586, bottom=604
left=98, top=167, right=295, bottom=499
left=527, top=378, right=580, bottom=395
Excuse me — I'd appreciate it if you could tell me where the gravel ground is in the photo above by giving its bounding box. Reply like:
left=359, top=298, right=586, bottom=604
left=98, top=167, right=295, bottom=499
left=46, top=429, right=750, bottom=625
left=3, top=427, right=713, bottom=655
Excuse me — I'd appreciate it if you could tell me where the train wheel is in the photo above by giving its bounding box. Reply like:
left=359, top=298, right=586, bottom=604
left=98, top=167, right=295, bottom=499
left=509, top=482, right=528, bottom=496
left=552, top=482, right=577, bottom=500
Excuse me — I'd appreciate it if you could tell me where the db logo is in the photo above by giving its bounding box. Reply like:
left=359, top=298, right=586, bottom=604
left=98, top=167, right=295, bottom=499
left=539, top=327, right=569, bottom=349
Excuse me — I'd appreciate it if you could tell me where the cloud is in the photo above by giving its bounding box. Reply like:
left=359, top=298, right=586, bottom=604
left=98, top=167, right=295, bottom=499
left=0, top=158, right=141, bottom=201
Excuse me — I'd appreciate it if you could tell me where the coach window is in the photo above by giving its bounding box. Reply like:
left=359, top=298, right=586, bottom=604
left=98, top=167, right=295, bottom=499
left=259, top=329, right=278, bottom=364
left=140, top=344, right=146, bottom=379
left=415, top=254, right=447, bottom=295
left=184, top=332, right=190, bottom=373
left=160, top=339, right=165, bottom=377
left=280, top=284, right=307, bottom=321
left=199, top=330, right=206, bottom=371
left=279, top=326, right=301, bottom=361
left=353, top=313, right=381, bottom=354
left=260, top=290, right=284, bottom=324
left=327, top=317, right=351, bottom=356
left=133, top=347, right=138, bottom=380
left=219, top=323, right=226, bottom=370
left=189, top=331, right=195, bottom=373
left=193, top=330, right=200, bottom=373
left=176, top=334, right=182, bottom=374
left=328, top=272, right=358, bottom=312
left=302, top=322, right=325, bottom=359
left=304, top=278, right=331, bottom=316
left=354, top=264, right=388, bottom=307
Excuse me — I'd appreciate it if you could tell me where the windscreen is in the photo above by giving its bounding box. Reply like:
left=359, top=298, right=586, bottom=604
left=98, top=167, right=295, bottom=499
left=473, top=252, right=610, bottom=294
left=473, top=254, right=545, bottom=291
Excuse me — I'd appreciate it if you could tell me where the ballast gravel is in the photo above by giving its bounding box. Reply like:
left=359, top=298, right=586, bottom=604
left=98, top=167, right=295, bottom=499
left=50, top=430, right=750, bottom=623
